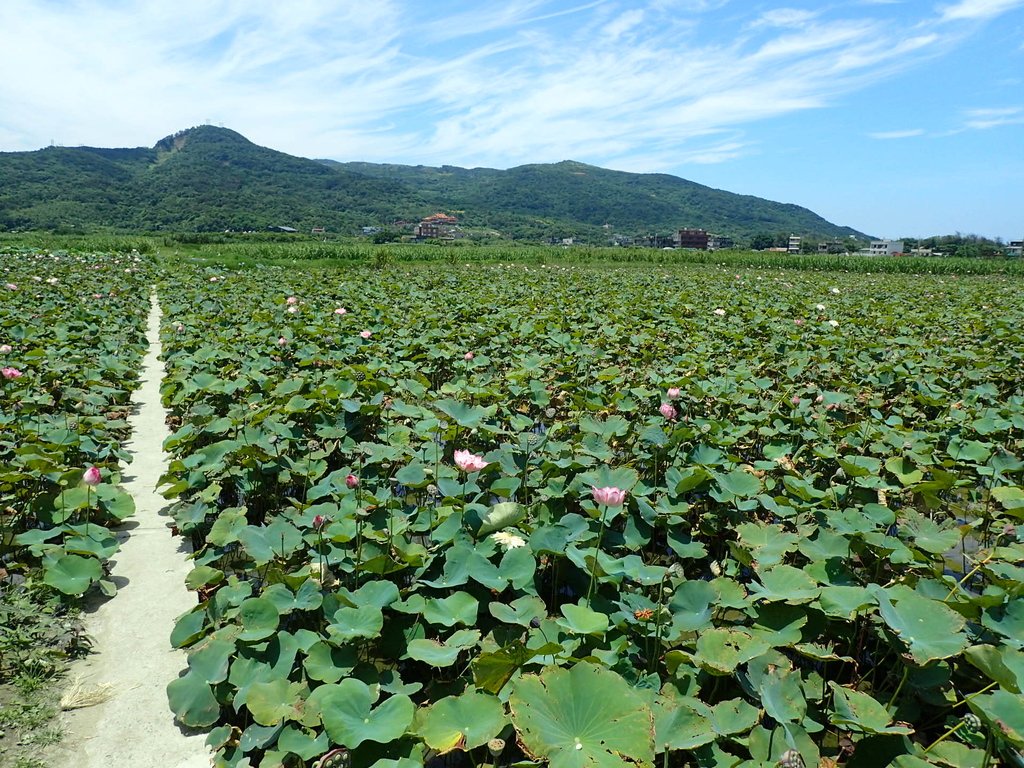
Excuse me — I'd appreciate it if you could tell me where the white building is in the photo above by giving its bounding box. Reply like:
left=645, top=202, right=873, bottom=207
left=866, top=239, right=904, bottom=256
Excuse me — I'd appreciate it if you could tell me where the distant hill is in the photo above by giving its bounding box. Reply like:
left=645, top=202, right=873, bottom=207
left=0, top=125, right=868, bottom=242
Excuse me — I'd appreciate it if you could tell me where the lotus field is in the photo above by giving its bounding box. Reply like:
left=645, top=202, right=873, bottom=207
left=1, top=252, right=148, bottom=608
left=5, top=251, right=1024, bottom=768
left=151, top=260, right=1024, bottom=768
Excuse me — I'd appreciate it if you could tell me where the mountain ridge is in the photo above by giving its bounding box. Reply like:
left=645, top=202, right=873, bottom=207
left=0, top=125, right=869, bottom=242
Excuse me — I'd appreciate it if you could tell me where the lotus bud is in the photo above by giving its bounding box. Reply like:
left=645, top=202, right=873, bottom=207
left=345, top=474, right=360, bottom=489
left=83, top=466, right=102, bottom=486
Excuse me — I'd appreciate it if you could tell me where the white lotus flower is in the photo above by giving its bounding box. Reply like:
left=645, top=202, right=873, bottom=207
left=491, top=531, right=527, bottom=550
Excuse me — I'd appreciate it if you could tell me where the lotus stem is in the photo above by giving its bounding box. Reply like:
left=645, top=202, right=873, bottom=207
left=586, top=503, right=611, bottom=608
left=886, top=665, right=909, bottom=710
left=950, top=681, right=997, bottom=709
left=924, top=719, right=968, bottom=753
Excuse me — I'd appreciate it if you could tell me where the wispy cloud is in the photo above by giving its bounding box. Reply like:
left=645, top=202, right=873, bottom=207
left=749, top=8, right=821, bottom=28
left=963, top=106, right=1024, bottom=129
left=869, top=129, right=926, bottom=138
left=937, top=0, right=1024, bottom=21
left=0, top=0, right=1021, bottom=175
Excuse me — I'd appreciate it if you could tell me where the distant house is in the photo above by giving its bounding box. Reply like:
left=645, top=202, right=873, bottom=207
left=414, top=212, right=459, bottom=239
left=708, top=234, right=733, bottom=250
left=866, top=239, right=904, bottom=257
left=787, top=235, right=801, bottom=254
left=311, top=227, right=326, bottom=235
left=674, top=228, right=710, bottom=250
left=269, top=225, right=298, bottom=233
left=361, top=226, right=381, bottom=236
left=1008, top=240, right=1023, bottom=258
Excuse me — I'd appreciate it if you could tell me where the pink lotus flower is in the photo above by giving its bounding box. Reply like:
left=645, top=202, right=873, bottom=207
left=345, top=474, right=360, bottom=489
left=659, top=402, right=677, bottom=420
left=591, top=486, right=627, bottom=507
left=312, top=514, right=329, bottom=531
left=175, top=323, right=185, bottom=333
left=286, top=296, right=298, bottom=305
left=4, top=283, right=16, bottom=290
left=791, top=396, right=801, bottom=405
left=794, top=318, right=804, bottom=326
left=666, top=387, right=681, bottom=400
left=277, top=336, right=288, bottom=347
left=815, top=394, right=824, bottom=404
left=287, top=305, right=298, bottom=313
left=2, top=366, right=22, bottom=379
left=83, top=466, right=102, bottom=486
left=209, top=276, right=219, bottom=282
left=454, top=449, right=489, bottom=473
left=464, top=351, right=474, bottom=361
left=334, top=307, right=347, bottom=315
left=0, top=344, right=11, bottom=354
left=359, top=330, right=372, bottom=339
left=713, top=308, right=726, bottom=316
left=92, top=293, right=103, bottom=299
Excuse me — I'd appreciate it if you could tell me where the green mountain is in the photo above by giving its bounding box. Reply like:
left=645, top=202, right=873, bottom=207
left=0, top=125, right=867, bottom=242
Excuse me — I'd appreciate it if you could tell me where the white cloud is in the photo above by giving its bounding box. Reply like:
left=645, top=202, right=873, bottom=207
left=749, top=8, right=820, bottom=28
left=868, top=129, right=926, bottom=138
left=603, top=9, right=647, bottom=40
left=962, top=106, right=1024, bottom=129
left=0, top=0, right=1018, bottom=175
left=937, top=0, right=1024, bottom=21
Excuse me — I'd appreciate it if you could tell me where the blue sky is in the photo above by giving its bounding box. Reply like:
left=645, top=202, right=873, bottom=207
left=1, top=0, right=1021, bottom=239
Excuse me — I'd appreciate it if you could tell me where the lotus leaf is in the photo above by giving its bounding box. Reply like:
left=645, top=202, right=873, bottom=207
left=828, top=683, right=912, bottom=735
left=875, top=589, right=968, bottom=664
left=557, top=602, right=610, bottom=635
left=695, top=628, right=770, bottom=675
left=510, top=662, right=655, bottom=768
left=43, top=553, right=102, bottom=595
left=167, top=669, right=221, bottom=728
left=416, top=691, right=507, bottom=753
left=317, top=679, right=415, bottom=748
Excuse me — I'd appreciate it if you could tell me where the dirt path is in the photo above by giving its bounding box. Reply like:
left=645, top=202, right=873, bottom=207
left=55, top=294, right=209, bottom=768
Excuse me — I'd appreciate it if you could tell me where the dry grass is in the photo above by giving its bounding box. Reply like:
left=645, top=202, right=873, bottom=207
left=59, top=676, right=115, bottom=711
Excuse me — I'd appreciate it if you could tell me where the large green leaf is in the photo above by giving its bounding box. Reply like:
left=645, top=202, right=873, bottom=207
left=318, top=679, right=415, bottom=748
left=43, top=554, right=102, bottom=595
left=167, top=670, right=221, bottom=728
left=416, top=691, right=507, bottom=753
left=828, top=683, right=913, bottom=735
left=694, top=628, right=770, bottom=675
left=476, top=501, right=527, bottom=536
left=238, top=596, right=281, bottom=642
left=874, top=589, right=968, bottom=664
left=510, top=663, right=655, bottom=768
left=968, top=690, right=1024, bottom=747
